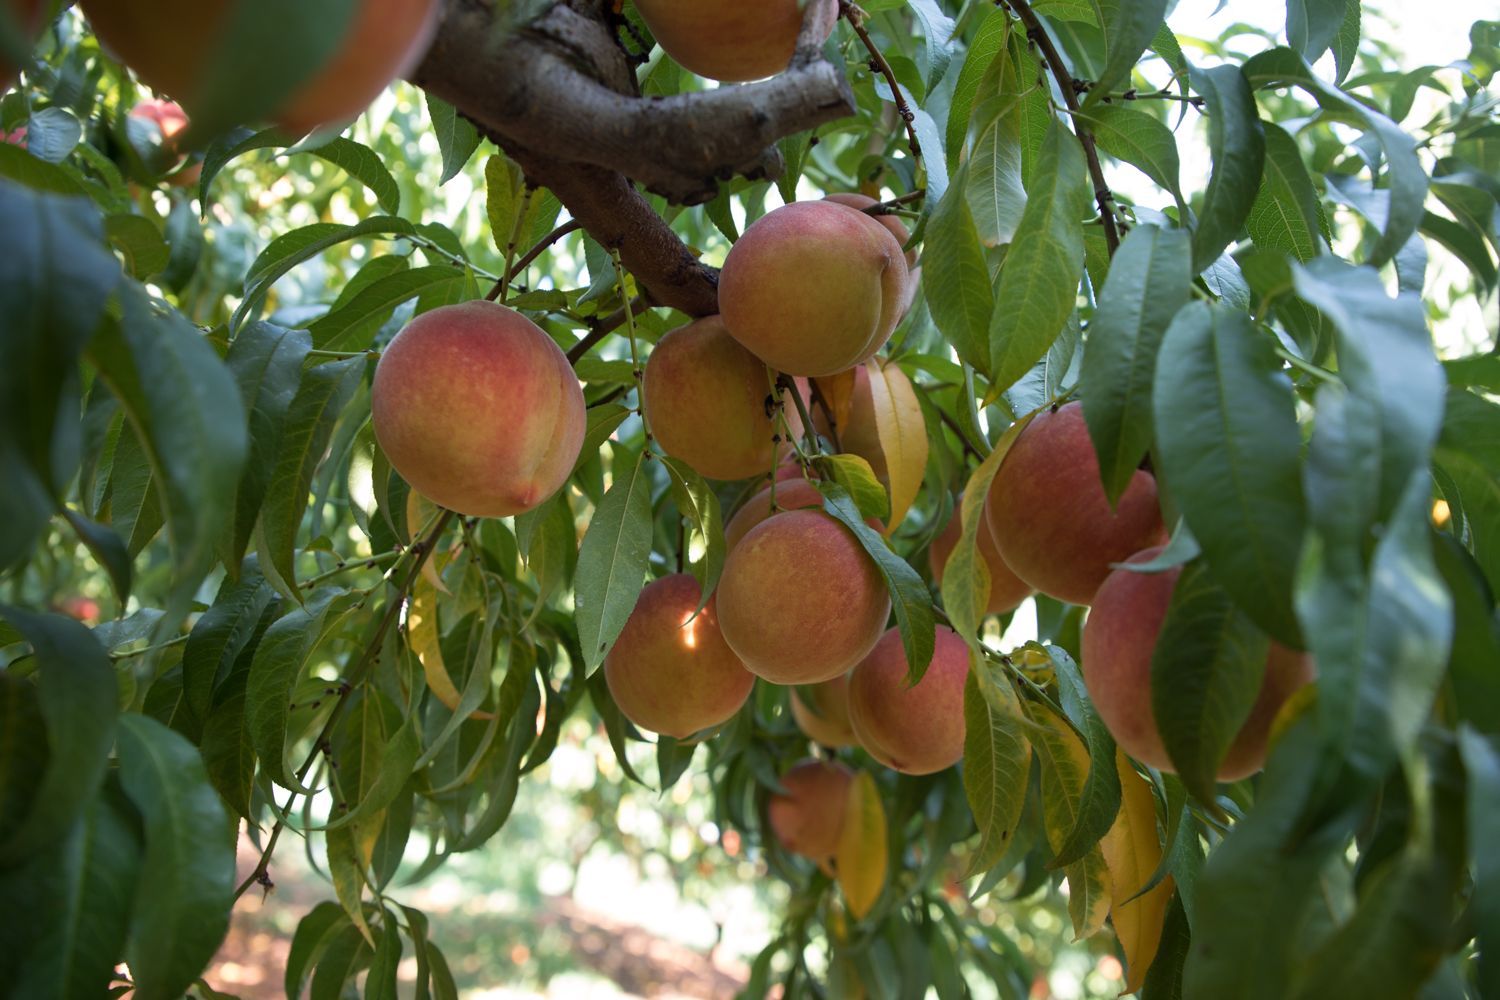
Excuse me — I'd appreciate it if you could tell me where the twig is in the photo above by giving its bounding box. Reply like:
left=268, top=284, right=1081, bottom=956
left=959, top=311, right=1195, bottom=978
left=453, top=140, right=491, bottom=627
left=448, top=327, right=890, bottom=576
left=840, top=1, right=923, bottom=164
left=564, top=298, right=651, bottom=365
left=232, top=509, right=456, bottom=902
left=485, top=218, right=584, bottom=302
left=861, top=189, right=927, bottom=216
left=998, top=0, right=1121, bottom=255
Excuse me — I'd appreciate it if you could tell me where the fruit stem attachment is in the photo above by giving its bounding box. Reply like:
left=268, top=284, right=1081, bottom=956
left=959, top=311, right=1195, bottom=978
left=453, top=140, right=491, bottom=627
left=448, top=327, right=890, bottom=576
left=231, top=508, right=455, bottom=902
left=996, top=0, right=1122, bottom=256
left=840, top=1, right=923, bottom=167
left=777, top=372, right=824, bottom=461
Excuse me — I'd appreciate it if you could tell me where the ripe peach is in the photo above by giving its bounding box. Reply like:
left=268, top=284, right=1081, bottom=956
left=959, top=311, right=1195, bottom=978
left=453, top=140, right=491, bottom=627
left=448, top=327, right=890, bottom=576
left=634, top=0, right=836, bottom=83
left=603, top=574, right=755, bottom=739
left=78, top=0, right=440, bottom=134
left=1081, top=548, right=1316, bottom=780
left=717, top=509, right=890, bottom=685
left=642, top=315, right=793, bottom=481
left=929, top=506, right=1032, bottom=615
left=790, top=674, right=857, bottom=748
left=767, top=758, right=853, bottom=860
left=985, top=401, right=1166, bottom=606
left=724, top=477, right=884, bottom=552
left=0, top=0, right=45, bottom=92
left=370, top=301, right=585, bottom=518
left=719, top=201, right=910, bottom=378
left=822, top=193, right=919, bottom=318
left=847, top=625, right=969, bottom=775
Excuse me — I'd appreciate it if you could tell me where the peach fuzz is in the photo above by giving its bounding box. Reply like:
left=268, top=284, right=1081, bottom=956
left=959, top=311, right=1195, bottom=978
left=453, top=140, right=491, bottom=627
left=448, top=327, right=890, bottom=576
left=1081, top=548, right=1316, bottom=781
left=78, top=0, right=440, bottom=134
left=603, top=574, right=755, bottom=740
left=929, top=506, right=1033, bottom=616
left=634, top=0, right=836, bottom=83
left=767, top=758, right=853, bottom=861
left=642, top=315, right=792, bottom=482
left=719, top=200, right=910, bottom=378
left=717, top=509, right=891, bottom=685
left=985, top=401, right=1166, bottom=606
left=790, top=674, right=858, bottom=748
left=370, top=301, right=585, bottom=519
left=847, top=625, right=969, bottom=776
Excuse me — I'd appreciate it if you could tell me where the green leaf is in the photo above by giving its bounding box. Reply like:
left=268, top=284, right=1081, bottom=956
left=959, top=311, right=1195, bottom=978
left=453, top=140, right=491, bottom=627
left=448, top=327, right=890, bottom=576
left=817, top=482, right=936, bottom=684
left=967, top=83, right=1029, bottom=248
left=1079, top=224, right=1192, bottom=506
left=945, top=7, right=1011, bottom=164
left=1151, top=562, right=1270, bottom=804
left=425, top=95, right=481, bottom=184
left=1045, top=644, right=1124, bottom=868
left=1286, top=0, right=1347, bottom=63
left=89, top=286, right=249, bottom=619
left=116, top=714, right=235, bottom=1000
left=451, top=665, right=540, bottom=850
left=182, top=558, right=278, bottom=727
left=963, top=663, right=1032, bottom=877
left=1331, top=0, right=1361, bottom=83
left=324, top=696, right=420, bottom=833
left=223, top=323, right=313, bottom=570
left=1076, top=104, right=1186, bottom=212
left=1460, top=728, right=1500, bottom=999
left=989, top=119, right=1091, bottom=392
left=308, top=265, right=468, bottom=352
left=660, top=456, right=726, bottom=609
left=1246, top=122, right=1326, bottom=262
left=285, top=902, right=349, bottom=1000
left=306, top=137, right=401, bottom=215
left=515, top=491, right=577, bottom=626
left=103, top=214, right=170, bottom=278
left=1088, top=0, right=1170, bottom=106
left=308, top=923, right=371, bottom=1000
left=364, top=909, right=403, bottom=1000
left=814, top=453, right=890, bottom=523
left=199, top=677, right=257, bottom=821
left=257, top=357, right=365, bottom=597
left=0, top=608, right=117, bottom=866
left=1189, top=64, right=1266, bottom=273
left=485, top=153, right=526, bottom=257
left=574, top=448, right=654, bottom=672
left=1153, top=302, right=1306, bottom=647
left=60, top=509, right=132, bottom=606
left=925, top=169, right=995, bottom=374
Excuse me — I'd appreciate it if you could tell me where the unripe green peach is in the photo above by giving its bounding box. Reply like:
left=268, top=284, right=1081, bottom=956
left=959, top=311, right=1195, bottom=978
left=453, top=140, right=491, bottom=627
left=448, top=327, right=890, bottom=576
left=717, top=509, right=891, bottom=684
left=929, top=505, right=1032, bottom=615
left=603, top=574, right=755, bottom=739
left=371, top=301, right=585, bottom=518
left=790, top=673, right=857, bottom=748
left=847, top=625, right=968, bottom=775
left=767, top=758, right=853, bottom=860
left=1081, top=548, right=1316, bottom=780
left=642, top=315, right=794, bottom=482
left=78, top=0, right=440, bottom=134
left=0, top=0, right=44, bottom=92
left=985, top=401, right=1166, bottom=606
left=719, top=201, right=910, bottom=377
left=634, top=0, right=836, bottom=83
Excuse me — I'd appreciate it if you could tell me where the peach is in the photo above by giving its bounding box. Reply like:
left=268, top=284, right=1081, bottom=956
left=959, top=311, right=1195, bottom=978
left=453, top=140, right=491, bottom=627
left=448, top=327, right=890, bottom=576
left=0, top=0, right=45, bottom=92
left=1081, top=548, right=1316, bottom=780
left=642, top=315, right=792, bottom=481
left=129, top=99, right=201, bottom=187
left=810, top=361, right=921, bottom=484
left=370, top=301, right=585, bottom=518
left=78, top=0, right=440, bottom=134
left=603, top=574, right=755, bottom=739
left=985, top=401, right=1166, bottom=606
left=717, top=509, right=891, bottom=684
left=634, top=0, right=836, bottom=83
left=929, top=505, right=1033, bottom=615
left=847, top=625, right=969, bottom=775
left=767, top=758, right=853, bottom=860
left=823, top=193, right=919, bottom=318
left=790, top=674, right=857, bottom=748
left=719, top=201, right=910, bottom=378
left=724, top=477, right=884, bottom=552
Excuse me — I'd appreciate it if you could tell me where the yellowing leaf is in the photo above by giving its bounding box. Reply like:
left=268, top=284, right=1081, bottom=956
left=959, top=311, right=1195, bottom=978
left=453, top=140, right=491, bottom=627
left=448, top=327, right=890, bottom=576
left=1065, top=846, right=1113, bottom=941
left=1100, top=748, right=1174, bottom=994
left=864, top=358, right=928, bottom=535
left=1025, top=700, right=1095, bottom=860
left=410, top=556, right=494, bottom=721
left=835, top=770, right=888, bottom=920
left=813, top=368, right=858, bottom=433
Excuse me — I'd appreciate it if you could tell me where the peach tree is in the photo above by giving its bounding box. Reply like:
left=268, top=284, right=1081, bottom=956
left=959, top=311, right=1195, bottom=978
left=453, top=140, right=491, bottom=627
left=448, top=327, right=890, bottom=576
left=1, top=0, right=1498, bottom=997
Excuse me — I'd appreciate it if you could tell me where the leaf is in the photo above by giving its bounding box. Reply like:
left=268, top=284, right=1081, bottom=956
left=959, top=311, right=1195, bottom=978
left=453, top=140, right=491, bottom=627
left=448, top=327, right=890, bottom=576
left=1045, top=645, right=1125, bottom=868
left=1189, top=65, right=1266, bottom=273
left=989, top=119, right=1091, bottom=392
left=1088, top=0, right=1170, bottom=106
left=963, top=663, right=1032, bottom=877
left=1286, top=0, right=1348, bottom=63
left=308, top=265, right=468, bottom=352
left=0, top=609, right=117, bottom=866
left=924, top=169, right=995, bottom=374
left=1153, top=302, right=1306, bottom=647
left=257, top=357, right=365, bottom=596
left=1064, top=847, right=1112, bottom=940
left=945, top=6, right=1011, bottom=164
left=815, top=453, right=890, bottom=523
left=1100, top=749, right=1174, bottom=994
left=1025, top=699, right=1120, bottom=872
left=485, top=153, right=526, bottom=257
left=1246, top=122, right=1326, bottom=262
left=864, top=358, right=928, bottom=534
left=1079, top=224, right=1192, bottom=507
left=116, top=714, right=235, bottom=1000
left=835, top=771, right=888, bottom=920
left=20, top=107, right=84, bottom=164
left=967, top=83, right=1029, bottom=248
left=306, top=137, right=401, bottom=215
left=425, top=95, right=481, bottom=184
left=1332, top=0, right=1361, bottom=83
left=223, top=323, right=313, bottom=570
left=89, top=287, right=249, bottom=618
left=285, top=902, right=348, bottom=1000
left=1151, top=562, right=1271, bottom=804
left=1076, top=105, right=1186, bottom=212
left=515, top=491, right=577, bottom=626
left=182, top=558, right=278, bottom=727
left=60, top=509, right=131, bottom=607
left=199, top=680, right=257, bottom=821
left=407, top=557, right=495, bottom=726
left=575, top=448, right=654, bottom=672
left=660, top=457, right=726, bottom=610
left=103, top=214, right=170, bottom=278
left=817, top=482, right=936, bottom=684
left=1460, top=728, right=1500, bottom=1000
